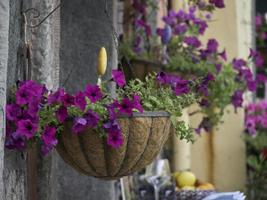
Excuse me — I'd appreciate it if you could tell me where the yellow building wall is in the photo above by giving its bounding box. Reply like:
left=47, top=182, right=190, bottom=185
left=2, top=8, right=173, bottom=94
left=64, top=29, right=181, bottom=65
left=190, top=0, right=249, bottom=192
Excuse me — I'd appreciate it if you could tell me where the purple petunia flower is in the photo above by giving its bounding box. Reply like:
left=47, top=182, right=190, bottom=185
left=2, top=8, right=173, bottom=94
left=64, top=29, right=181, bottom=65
left=27, top=98, right=40, bottom=118
left=209, top=0, right=225, bottom=8
left=5, top=131, right=26, bottom=150
left=72, top=117, right=87, bottom=134
left=6, top=104, right=22, bottom=121
left=232, top=58, right=246, bottom=71
left=107, top=132, right=124, bottom=149
left=17, top=119, right=38, bottom=139
left=84, top=109, right=100, bottom=128
left=219, top=49, right=227, bottom=61
left=174, top=24, right=187, bottom=35
left=61, top=93, right=75, bottom=107
left=48, top=88, right=65, bottom=105
left=215, top=63, right=222, bottom=73
left=103, top=120, right=124, bottom=148
left=231, top=90, right=243, bottom=110
left=193, top=18, right=208, bottom=34
left=206, top=39, right=218, bottom=53
left=173, top=79, right=190, bottom=96
left=112, top=70, right=126, bottom=87
left=56, top=106, right=68, bottom=123
left=184, top=36, right=201, bottom=48
left=41, top=126, right=58, bottom=146
left=132, top=95, right=143, bottom=113
left=85, top=84, right=103, bottom=103
left=74, top=91, right=87, bottom=111
left=16, top=85, right=33, bottom=106
left=106, top=101, right=119, bottom=120
left=118, top=97, right=134, bottom=116
left=103, top=120, right=121, bottom=134
left=156, top=72, right=168, bottom=84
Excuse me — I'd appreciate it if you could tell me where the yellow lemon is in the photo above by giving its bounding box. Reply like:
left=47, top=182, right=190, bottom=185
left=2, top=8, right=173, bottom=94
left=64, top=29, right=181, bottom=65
left=177, top=171, right=196, bottom=187
left=97, top=47, right=107, bottom=76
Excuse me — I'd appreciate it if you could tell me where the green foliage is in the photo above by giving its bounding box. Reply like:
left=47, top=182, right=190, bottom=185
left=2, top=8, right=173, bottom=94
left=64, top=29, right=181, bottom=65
left=117, top=73, right=198, bottom=141
left=245, top=132, right=267, bottom=200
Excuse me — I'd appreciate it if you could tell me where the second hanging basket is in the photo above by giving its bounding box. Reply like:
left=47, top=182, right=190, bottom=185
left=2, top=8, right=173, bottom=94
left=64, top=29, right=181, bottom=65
left=56, top=111, right=171, bottom=180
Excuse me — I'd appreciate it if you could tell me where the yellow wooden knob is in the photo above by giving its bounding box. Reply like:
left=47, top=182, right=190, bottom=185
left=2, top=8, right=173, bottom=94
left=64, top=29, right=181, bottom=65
left=97, top=47, right=107, bottom=76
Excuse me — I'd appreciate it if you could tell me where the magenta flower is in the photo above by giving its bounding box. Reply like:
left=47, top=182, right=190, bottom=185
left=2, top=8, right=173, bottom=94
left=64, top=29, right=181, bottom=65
left=17, top=119, right=38, bottom=139
left=84, top=109, right=100, bottom=128
left=56, top=106, right=68, bottom=123
left=85, top=84, right=103, bottom=103
left=106, top=101, right=119, bottom=120
left=209, top=0, right=225, bottom=8
left=173, top=79, right=190, bottom=96
left=61, top=93, right=75, bottom=107
left=72, top=118, right=87, bottom=134
left=107, top=132, right=124, bottom=148
left=74, top=91, right=87, bottom=111
left=118, top=97, right=134, bottom=116
left=6, top=104, right=22, bottom=121
left=27, top=98, right=40, bottom=118
left=48, top=88, right=65, bottom=105
left=184, top=36, right=201, bottom=48
left=16, top=85, right=33, bottom=105
left=103, top=120, right=121, bottom=134
left=156, top=72, right=168, bottom=84
left=112, top=70, right=126, bottom=87
left=132, top=95, right=143, bottom=113
left=41, top=126, right=58, bottom=146
left=104, top=120, right=124, bottom=148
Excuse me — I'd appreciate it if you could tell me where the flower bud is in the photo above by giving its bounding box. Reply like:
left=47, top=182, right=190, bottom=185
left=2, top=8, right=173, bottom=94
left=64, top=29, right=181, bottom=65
left=97, top=47, right=107, bottom=76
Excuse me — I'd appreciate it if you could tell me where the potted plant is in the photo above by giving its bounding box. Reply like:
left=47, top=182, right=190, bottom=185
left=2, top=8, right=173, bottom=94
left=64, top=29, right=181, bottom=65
left=5, top=47, right=200, bottom=180
left=244, top=101, right=267, bottom=200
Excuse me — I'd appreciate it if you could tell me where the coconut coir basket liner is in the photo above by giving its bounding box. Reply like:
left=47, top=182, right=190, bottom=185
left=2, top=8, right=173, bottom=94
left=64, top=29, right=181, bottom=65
left=56, top=111, right=171, bottom=180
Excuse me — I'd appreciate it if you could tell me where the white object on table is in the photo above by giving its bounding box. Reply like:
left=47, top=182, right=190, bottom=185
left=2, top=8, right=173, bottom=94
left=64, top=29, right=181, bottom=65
left=202, top=191, right=246, bottom=200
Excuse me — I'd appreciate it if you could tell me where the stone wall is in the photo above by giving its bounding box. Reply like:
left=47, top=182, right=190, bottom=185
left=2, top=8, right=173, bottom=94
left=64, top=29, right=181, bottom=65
left=1, top=0, right=118, bottom=199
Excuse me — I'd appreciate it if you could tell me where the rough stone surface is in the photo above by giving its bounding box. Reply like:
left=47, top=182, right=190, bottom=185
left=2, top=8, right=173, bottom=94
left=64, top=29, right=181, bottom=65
left=3, top=1, right=27, bottom=200
left=56, top=0, right=117, bottom=199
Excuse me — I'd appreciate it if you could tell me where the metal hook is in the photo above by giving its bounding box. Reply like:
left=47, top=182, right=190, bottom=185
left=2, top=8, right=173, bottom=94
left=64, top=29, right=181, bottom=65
left=23, top=4, right=61, bottom=28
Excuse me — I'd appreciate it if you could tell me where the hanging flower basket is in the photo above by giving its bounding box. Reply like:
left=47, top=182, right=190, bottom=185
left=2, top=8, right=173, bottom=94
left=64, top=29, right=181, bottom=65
left=122, top=58, right=163, bottom=81
left=57, top=111, right=171, bottom=179
left=5, top=47, right=199, bottom=179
